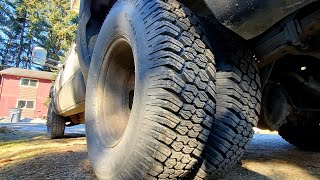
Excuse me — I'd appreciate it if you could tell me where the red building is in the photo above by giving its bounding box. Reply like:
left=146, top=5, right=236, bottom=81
left=0, top=68, right=53, bottom=118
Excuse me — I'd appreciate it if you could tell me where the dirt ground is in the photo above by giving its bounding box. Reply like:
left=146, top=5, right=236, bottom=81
left=0, top=126, right=319, bottom=180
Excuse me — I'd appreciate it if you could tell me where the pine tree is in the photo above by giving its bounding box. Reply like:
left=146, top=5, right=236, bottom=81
left=0, top=0, right=78, bottom=70
left=0, top=0, right=17, bottom=68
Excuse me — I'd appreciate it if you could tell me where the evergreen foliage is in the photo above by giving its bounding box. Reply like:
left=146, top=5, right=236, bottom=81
left=0, top=0, right=78, bottom=70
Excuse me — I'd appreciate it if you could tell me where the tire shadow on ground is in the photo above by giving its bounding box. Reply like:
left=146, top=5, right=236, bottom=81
left=0, top=149, right=96, bottom=179
left=62, top=133, right=85, bottom=139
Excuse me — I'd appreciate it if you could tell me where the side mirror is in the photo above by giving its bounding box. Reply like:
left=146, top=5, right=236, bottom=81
left=32, top=47, right=47, bottom=66
left=32, top=47, right=61, bottom=69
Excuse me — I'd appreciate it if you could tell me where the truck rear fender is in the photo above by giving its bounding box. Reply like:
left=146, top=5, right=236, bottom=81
left=76, top=0, right=211, bottom=82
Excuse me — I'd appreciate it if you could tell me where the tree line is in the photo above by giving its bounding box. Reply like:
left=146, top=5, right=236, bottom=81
left=0, top=0, right=78, bottom=71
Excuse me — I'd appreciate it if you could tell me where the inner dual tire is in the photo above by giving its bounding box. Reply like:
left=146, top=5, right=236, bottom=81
left=85, top=0, right=216, bottom=179
left=190, top=20, right=262, bottom=179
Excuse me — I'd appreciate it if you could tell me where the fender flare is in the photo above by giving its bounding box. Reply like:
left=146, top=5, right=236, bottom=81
left=76, top=0, right=210, bottom=81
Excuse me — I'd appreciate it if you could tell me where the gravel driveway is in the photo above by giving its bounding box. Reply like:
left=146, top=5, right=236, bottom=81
left=0, top=123, right=319, bottom=179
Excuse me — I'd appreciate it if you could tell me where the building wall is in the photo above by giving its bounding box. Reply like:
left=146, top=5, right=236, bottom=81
left=0, top=75, right=2, bottom=96
left=0, top=75, right=20, bottom=117
left=0, top=75, right=51, bottom=118
left=35, top=79, right=52, bottom=118
left=18, top=83, right=38, bottom=118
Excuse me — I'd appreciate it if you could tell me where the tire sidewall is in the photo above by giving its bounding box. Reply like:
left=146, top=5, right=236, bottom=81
left=85, top=2, right=151, bottom=179
left=47, top=103, right=53, bottom=137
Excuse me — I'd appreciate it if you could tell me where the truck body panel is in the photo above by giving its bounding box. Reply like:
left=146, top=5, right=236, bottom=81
left=204, top=0, right=318, bottom=39
left=53, top=45, right=85, bottom=116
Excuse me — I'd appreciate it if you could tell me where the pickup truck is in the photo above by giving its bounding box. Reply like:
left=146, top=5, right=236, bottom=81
left=34, top=0, right=320, bottom=179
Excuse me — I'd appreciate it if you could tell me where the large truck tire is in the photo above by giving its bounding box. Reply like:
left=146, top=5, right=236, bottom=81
left=191, top=19, right=262, bottom=179
left=85, top=0, right=216, bottom=179
left=47, top=103, right=65, bottom=139
left=279, top=114, right=320, bottom=151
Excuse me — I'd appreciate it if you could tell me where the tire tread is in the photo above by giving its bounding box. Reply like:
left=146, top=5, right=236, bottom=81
left=132, top=0, right=217, bottom=178
left=190, top=17, right=262, bottom=179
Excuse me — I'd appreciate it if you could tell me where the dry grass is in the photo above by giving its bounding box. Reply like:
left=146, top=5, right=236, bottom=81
left=0, top=134, right=86, bottom=168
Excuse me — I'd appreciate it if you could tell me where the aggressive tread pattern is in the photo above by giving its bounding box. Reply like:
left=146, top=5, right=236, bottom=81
left=114, top=0, right=217, bottom=179
left=47, top=103, right=65, bottom=139
left=190, top=17, right=262, bottom=179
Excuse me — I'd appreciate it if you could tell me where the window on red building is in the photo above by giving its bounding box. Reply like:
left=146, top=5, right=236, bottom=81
left=17, top=100, right=35, bottom=109
left=20, top=78, right=38, bottom=87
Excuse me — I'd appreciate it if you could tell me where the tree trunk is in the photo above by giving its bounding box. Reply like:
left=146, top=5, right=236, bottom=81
left=16, top=12, right=27, bottom=68
left=26, top=37, right=32, bottom=69
left=2, top=36, right=14, bottom=67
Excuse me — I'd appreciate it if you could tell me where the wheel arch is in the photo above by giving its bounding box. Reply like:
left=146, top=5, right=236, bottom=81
left=76, top=0, right=114, bottom=81
left=76, top=0, right=211, bottom=81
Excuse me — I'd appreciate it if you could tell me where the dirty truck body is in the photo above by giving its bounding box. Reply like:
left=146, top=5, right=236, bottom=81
left=46, top=0, right=320, bottom=179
